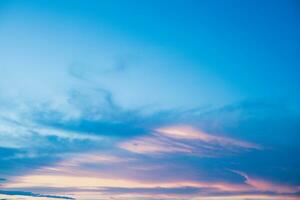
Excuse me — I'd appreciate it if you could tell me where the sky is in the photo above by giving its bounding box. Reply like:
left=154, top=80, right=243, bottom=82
left=0, top=0, right=300, bottom=199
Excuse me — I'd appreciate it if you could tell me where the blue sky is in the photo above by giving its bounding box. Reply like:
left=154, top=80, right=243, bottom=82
left=0, top=0, right=300, bottom=200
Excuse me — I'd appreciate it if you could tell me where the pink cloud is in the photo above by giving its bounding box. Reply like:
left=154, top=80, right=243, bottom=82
left=119, top=125, right=260, bottom=155
left=157, top=125, right=260, bottom=149
left=3, top=162, right=300, bottom=200
left=119, top=135, right=192, bottom=154
left=234, top=171, right=300, bottom=193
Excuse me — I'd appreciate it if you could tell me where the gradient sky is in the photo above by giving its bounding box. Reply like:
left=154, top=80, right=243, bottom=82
left=0, top=0, right=300, bottom=200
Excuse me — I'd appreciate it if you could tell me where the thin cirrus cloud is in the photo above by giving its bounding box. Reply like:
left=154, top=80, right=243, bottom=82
left=1, top=95, right=300, bottom=199
left=2, top=167, right=299, bottom=199
left=233, top=171, right=300, bottom=194
left=2, top=122, right=299, bottom=199
left=1, top=93, right=300, bottom=199
left=119, top=125, right=260, bottom=155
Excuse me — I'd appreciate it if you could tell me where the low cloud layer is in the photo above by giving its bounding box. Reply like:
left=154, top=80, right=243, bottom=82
left=1, top=91, right=300, bottom=199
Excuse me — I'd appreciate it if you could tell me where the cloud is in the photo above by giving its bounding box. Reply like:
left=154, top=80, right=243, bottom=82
left=119, top=125, right=259, bottom=156
left=4, top=149, right=299, bottom=199
left=233, top=171, right=300, bottom=193
left=0, top=190, right=74, bottom=200
left=119, top=134, right=193, bottom=154
left=1, top=79, right=300, bottom=200
left=157, top=125, right=260, bottom=149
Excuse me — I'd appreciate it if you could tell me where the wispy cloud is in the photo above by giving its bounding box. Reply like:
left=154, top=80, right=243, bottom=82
left=233, top=171, right=300, bottom=193
left=119, top=125, right=259, bottom=156
left=0, top=190, right=74, bottom=200
left=1, top=100, right=300, bottom=199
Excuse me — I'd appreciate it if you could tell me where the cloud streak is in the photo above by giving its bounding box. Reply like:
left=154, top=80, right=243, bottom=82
left=1, top=96, right=300, bottom=199
left=119, top=125, right=259, bottom=156
left=0, top=190, right=74, bottom=200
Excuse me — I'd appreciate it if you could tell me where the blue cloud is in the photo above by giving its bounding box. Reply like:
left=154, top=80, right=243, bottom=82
left=0, top=190, right=74, bottom=199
